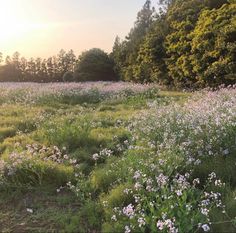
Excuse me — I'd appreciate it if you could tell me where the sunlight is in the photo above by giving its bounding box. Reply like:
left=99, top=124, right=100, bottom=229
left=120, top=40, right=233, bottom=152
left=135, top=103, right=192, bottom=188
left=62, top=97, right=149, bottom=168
left=0, top=1, right=47, bottom=51
left=0, top=1, right=25, bottom=42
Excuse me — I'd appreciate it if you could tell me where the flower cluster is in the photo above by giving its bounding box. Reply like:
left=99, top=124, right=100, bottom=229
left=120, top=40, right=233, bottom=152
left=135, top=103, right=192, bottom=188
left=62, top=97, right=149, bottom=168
left=99, top=87, right=235, bottom=232
left=0, top=82, right=158, bottom=104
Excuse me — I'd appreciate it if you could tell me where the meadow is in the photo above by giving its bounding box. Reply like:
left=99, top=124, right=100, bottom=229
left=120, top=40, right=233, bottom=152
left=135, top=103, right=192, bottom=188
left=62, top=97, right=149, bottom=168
left=0, top=82, right=235, bottom=233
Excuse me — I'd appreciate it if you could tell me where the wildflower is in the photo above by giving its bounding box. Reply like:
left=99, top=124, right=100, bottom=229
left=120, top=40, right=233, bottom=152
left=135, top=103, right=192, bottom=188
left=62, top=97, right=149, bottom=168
left=125, top=225, right=131, bottom=233
left=208, top=172, right=216, bottom=181
left=138, top=217, right=146, bottom=227
left=201, top=224, right=210, bottom=232
left=214, top=179, right=223, bottom=187
left=201, top=208, right=209, bottom=216
left=92, top=153, right=99, bottom=161
left=157, top=220, right=164, bottom=230
left=134, top=182, right=142, bottom=190
left=26, top=208, right=33, bottom=214
left=156, top=173, right=168, bottom=187
left=133, top=171, right=141, bottom=180
left=124, top=188, right=132, bottom=194
left=123, top=204, right=135, bottom=219
left=193, top=178, right=200, bottom=186
left=111, top=215, right=117, bottom=221
left=223, top=149, right=229, bottom=155
left=176, top=190, right=182, bottom=196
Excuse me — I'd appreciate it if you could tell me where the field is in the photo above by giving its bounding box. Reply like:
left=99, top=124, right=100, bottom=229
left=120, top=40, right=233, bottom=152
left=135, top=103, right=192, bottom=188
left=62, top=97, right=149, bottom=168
left=0, top=82, right=235, bottom=233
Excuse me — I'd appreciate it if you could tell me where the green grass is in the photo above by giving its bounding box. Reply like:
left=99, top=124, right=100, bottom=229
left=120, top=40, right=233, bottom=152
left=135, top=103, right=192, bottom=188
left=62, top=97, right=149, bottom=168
left=0, top=88, right=177, bottom=232
left=1, top=87, right=235, bottom=232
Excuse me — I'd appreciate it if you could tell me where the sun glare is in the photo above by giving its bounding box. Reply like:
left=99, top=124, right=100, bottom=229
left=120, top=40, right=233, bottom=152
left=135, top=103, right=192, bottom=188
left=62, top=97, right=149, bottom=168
left=0, top=2, right=24, bottom=42
left=0, top=1, right=49, bottom=55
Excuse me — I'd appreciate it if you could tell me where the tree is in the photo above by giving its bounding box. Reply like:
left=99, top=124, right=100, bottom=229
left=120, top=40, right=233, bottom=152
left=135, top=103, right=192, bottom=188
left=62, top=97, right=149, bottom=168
left=164, top=0, right=207, bottom=87
left=191, top=3, right=236, bottom=86
left=74, top=48, right=117, bottom=82
left=133, top=16, right=170, bottom=84
left=0, top=52, right=3, bottom=65
left=63, top=71, right=75, bottom=82
left=111, top=36, right=126, bottom=79
left=111, top=0, right=155, bottom=81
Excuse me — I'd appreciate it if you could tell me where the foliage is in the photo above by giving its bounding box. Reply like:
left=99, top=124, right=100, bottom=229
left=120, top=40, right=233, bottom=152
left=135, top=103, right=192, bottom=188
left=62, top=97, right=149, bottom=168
left=133, top=16, right=169, bottom=84
left=111, top=0, right=155, bottom=82
left=62, top=71, right=75, bottom=82
left=191, top=3, right=236, bottom=86
left=0, top=50, right=77, bottom=82
left=112, top=0, right=235, bottom=88
left=74, top=48, right=117, bottom=82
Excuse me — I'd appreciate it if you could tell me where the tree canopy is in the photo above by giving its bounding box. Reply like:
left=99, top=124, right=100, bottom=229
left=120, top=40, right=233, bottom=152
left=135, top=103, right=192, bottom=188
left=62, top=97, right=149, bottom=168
left=74, top=48, right=118, bottom=82
left=111, top=0, right=235, bottom=88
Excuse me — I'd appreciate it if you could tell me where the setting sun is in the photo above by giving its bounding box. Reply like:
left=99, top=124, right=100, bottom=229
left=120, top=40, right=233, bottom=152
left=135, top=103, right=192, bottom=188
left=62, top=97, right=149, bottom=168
left=0, top=1, right=51, bottom=56
left=0, top=2, right=27, bottom=41
left=0, top=0, right=145, bottom=58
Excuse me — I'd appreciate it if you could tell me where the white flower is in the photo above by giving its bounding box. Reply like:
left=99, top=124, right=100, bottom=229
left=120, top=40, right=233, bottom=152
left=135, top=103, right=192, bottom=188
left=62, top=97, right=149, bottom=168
left=26, top=208, right=33, bottom=214
left=92, top=153, right=99, bottom=161
left=138, top=217, right=146, bottom=227
left=111, top=215, right=117, bottom=221
left=223, top=149, right=229, bottom=155
left=201, top=224, right=210, bottom=232
left=133, top=171, right=141, bottom=180
left=201, top=208, right=209, bottom=216
left=157, top=220, right=164, bottom=230
left=214, top=179, right=223, bottom=187
left=134, top=182, right=142, bottom=190
left=193, top=178, right=200, bottom=186
left=156, top=173, right=168, bottom=187
left=125, top=225, right=131, bottom=233
left=123, top=204, right=135, bottom=219
left=176, top=190, right=182, bottom=196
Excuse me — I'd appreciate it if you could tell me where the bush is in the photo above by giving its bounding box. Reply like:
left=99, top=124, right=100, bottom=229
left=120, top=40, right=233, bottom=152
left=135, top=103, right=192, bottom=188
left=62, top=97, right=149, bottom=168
left=74, top=48, right=118, bottom=81
left=62, top=71, right=75, bottom=82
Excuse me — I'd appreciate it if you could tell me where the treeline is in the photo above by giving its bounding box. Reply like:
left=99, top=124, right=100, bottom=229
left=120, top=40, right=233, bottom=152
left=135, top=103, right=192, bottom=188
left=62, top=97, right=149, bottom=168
left=111, top=0, right=236, bottom=88
left=0, top=49, right=117, bottom=82
left=0, top=50, right=76, bottom=82
left=0, top=0, right=235, bottom=87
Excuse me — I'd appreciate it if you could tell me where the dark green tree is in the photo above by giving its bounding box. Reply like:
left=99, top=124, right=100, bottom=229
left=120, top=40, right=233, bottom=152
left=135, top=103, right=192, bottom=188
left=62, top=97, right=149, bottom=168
left=111, top=0, right=155, bottom=81
left=74, top=48, right=117, bottom=82
left=133, top=16, right=170, bottom=84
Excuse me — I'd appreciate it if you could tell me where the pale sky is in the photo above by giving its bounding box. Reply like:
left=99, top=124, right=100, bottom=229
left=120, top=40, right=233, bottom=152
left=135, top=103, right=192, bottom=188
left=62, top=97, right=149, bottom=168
left=0, top=0, right=148, bottom=58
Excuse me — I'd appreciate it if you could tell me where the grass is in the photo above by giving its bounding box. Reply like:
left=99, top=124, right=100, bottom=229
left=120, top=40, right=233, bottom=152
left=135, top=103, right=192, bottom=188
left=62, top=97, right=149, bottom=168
left=0, top=82, right=235, bottom=232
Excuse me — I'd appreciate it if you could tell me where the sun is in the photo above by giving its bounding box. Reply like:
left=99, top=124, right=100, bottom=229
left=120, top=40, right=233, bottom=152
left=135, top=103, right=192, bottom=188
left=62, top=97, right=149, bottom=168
left=0, top=1, right=48, bottom=54
left=0, top=1, right=30, bottom=43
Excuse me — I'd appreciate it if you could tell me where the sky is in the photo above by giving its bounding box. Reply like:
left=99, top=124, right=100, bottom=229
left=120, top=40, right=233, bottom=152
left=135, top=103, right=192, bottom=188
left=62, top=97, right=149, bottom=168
left=0, top=0, right=148, bottom=58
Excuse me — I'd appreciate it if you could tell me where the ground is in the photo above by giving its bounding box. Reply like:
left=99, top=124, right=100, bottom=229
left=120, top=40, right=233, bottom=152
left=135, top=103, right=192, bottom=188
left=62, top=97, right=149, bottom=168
left=0, top=82, right=235, bottom=233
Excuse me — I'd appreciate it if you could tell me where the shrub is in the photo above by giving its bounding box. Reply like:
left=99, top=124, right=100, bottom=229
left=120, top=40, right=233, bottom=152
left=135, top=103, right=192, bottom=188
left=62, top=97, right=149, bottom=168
left=62, top=71, right=75, bottom=82
left=74, top=48, right=118, bottom=82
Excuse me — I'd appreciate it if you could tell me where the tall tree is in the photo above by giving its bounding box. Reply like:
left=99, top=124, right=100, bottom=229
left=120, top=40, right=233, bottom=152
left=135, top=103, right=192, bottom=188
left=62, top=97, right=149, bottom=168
left=133, top=15, right=170, bottom=84
left=165, top=0, right=229, bottom=87
left=111, top=0, right=155, bottom=81
left=191, top=3, right=236, bottom=86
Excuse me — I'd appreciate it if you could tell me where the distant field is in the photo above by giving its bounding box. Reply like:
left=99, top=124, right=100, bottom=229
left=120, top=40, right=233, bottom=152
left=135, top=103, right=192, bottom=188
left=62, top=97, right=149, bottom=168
left=0, top=82, right=235, bottom=233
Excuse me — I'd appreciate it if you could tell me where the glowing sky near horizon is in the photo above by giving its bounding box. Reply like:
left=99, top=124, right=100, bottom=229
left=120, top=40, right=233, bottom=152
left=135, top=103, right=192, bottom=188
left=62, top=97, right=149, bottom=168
left=0, top=0, right=148, bottom=58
